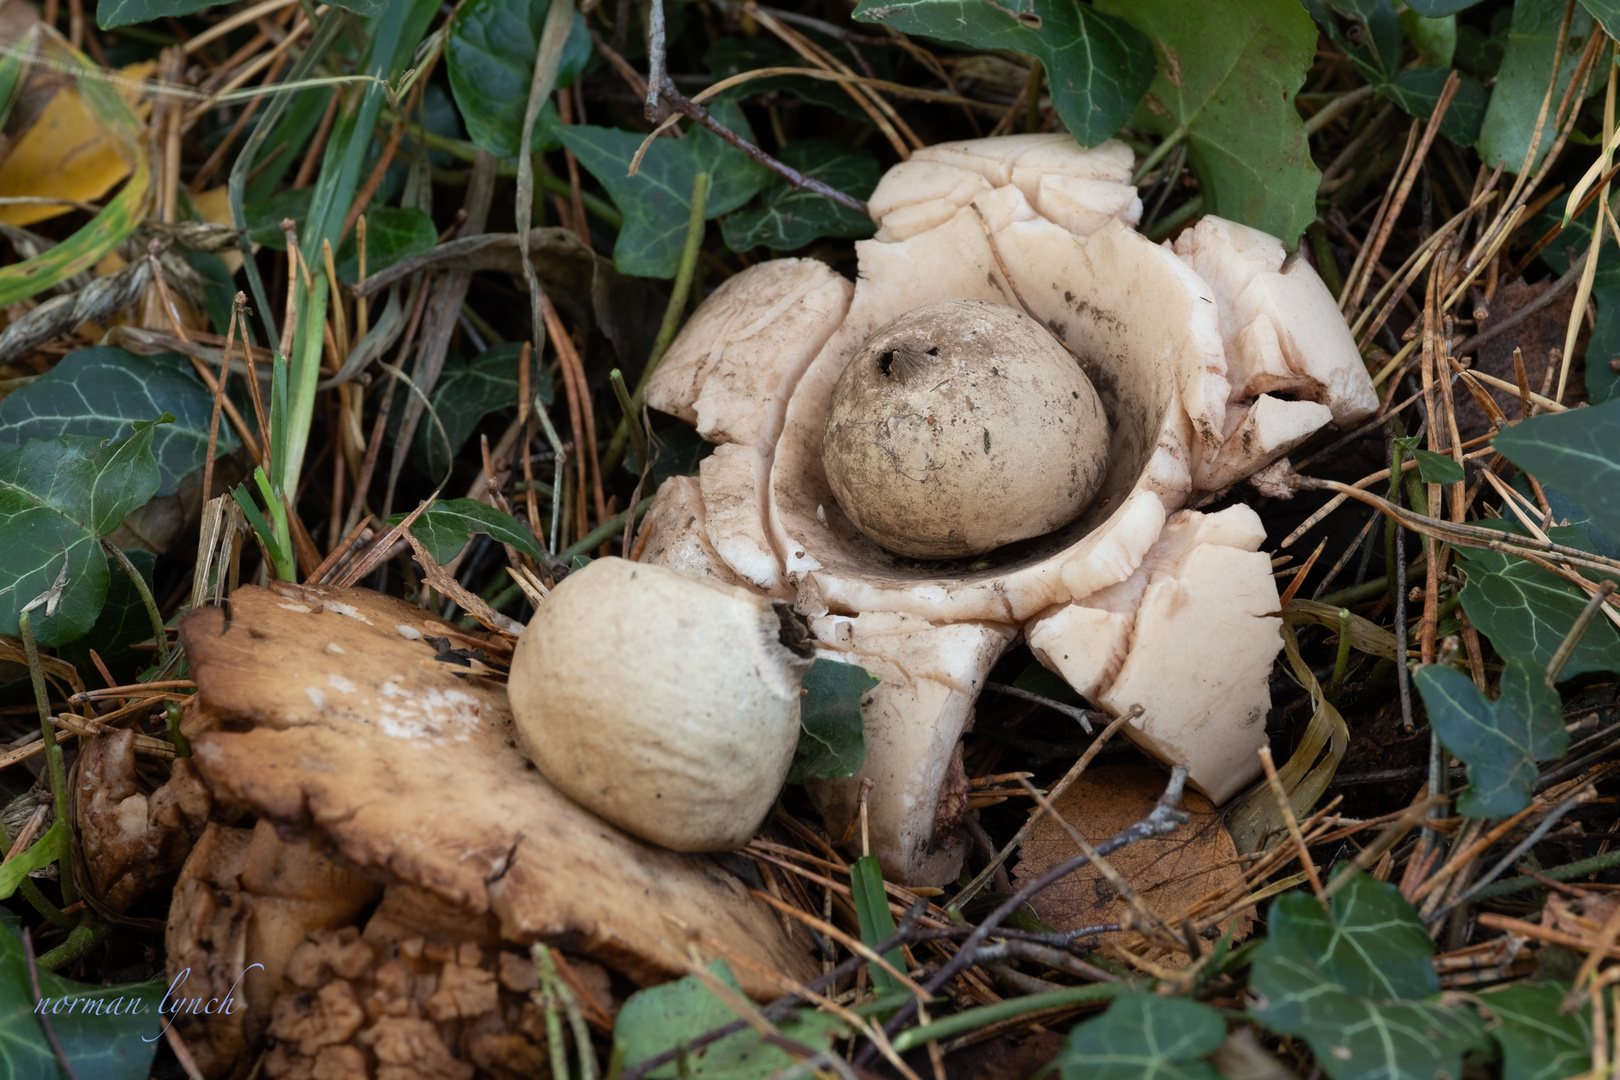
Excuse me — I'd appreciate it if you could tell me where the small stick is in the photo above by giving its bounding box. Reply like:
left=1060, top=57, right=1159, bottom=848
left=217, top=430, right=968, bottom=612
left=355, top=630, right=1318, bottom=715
left=652, top=81, right=867, bottom=214
left=1547, top=580, right=1618, bottom=686
left=22, top=929, right=79, bottom=1080
left=1260, top=746, right=1325, bottom=904
left=982, top=681, right=1092, bottom=733
left=950, top=708, right=1137, bottom=909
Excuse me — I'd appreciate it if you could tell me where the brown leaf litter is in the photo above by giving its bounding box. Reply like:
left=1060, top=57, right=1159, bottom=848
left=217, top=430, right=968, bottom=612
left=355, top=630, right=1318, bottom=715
left=1014, top=762, right=1252, bottom=959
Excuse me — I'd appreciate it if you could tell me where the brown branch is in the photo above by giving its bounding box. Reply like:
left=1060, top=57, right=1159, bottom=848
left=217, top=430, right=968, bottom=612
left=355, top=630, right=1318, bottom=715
left=658, top=79, right=869, bottom=216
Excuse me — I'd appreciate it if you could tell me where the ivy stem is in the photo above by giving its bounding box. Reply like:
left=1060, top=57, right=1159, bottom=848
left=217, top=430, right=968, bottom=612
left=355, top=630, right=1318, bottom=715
left=1130, top=125, right=1188, bottom=187
left=17, top=612, right=78, bottom=908
left=101, top=541, right=169, bottom=665
left=36, top=914, right=111, bottom=972
left=602, top=171, right=711, bottom=478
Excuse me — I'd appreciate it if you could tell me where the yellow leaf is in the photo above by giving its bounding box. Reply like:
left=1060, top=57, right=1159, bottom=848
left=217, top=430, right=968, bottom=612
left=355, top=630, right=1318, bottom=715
left=0, top=60, right=153, bottom=227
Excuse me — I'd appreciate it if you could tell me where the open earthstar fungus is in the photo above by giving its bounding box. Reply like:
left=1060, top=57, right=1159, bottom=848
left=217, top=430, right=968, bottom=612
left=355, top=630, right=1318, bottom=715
left=637, top=132, right=1378, bottom=886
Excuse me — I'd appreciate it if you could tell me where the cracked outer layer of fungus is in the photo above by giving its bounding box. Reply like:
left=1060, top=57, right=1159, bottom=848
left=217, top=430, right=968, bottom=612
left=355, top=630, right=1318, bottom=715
left=638, top=133, right=1377, bottom=886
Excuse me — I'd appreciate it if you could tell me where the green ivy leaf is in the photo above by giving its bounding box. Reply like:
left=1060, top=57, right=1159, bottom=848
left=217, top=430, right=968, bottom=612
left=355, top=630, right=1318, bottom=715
left=1477, top=0, right=1597, bottom=172
left=389, top=498, right=544, bottom=565
left=98, top=0, right=382, bottom=30
left=1493, top=400, right=1620, bottom=544
left=1377, top=67, right=1489, bottom=145
left=1409, top=446, right=1466, bottom=485
left=722, top=140, right=880, bottom=252
left=788, top=659, right=878, bottom=785
left=243, top=188, right=314, bottom=249
left=1095, top=0, right=1319, bottom=244
left=1585, top=296, right=1620, bottom=404
left=1457, top=527, right=1620, bottom=677
left=0, top=918, right=165, bottom=1078
left=336, top=208, right=437, bottom=286
left=411, top=343, right=548, bottom=482
left=1415, top=658, right=1567, bottom=817
left=1054, top=993, right=1226, bottom=1080
left=0, top=347, right=233, bottom=496
left=1310, top=0, right=1404, bottom=83
left=1577, top=0, right=1620, bottom=39
left=446, top=0, right=592, bottom=159
left=58, top=549, right=157, bottom=679
left=614, top=960, right=846, bottom=1078
left=704, top=38, right=872, bottom=121
left=851, top=0, right=1153, bottom=147
left=1484, top=982, right=1592, bottom=1080
left=559, top=102, right=770, bottom=278
left=0, top=420, right=166, bottom=647
left=1401, top=10, right=1457, bottom=67
left=1251, top=871, right=1489, bottom=1080
left=1405, top=0, right=1483, bottom=14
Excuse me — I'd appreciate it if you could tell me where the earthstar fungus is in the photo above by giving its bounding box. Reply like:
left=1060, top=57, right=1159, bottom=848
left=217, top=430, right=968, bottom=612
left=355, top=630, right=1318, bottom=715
left=637, top=133, right=1377, bottom=886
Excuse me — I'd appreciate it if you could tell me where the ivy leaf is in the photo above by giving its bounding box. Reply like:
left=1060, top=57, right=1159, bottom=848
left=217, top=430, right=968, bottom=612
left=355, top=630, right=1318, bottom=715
left=1311, top=0, right=1404, bottom=83
left=1410, top=446, right=1466, bottom=485
left=1095, top=0, right=1319, bottom=244
left=1251, top=871, right=1489, bottom=1080
left=559, top=102, right=770, bottom=278
left=1456, top=527, right=1620, bottom=677
left=787, top=658, right=877, bottom=784
left=722, top=140, right=880, bottom=253
left=614, top=960, right=846, bottom=1077
left=58, top=549, right=157, bottom=679
left=1477, top=0, right=1597, bottom=172
left=1401, top=9, right=1457, bottom=67
left=1054, top=993, right=1226, bottom=1080
left=1484, top=982, right=1592, bottom=1080
left=851, top=0, right=1153, bottom=147
left=1377, top=67, right=1490, bottom=146
left=0, top=419, right=167, bottom=647
left=1405, top=0, right=1483, bottom=14
left=0, top=347, right=233, bottom=496
left=1577, top=0, right=1620, bottom=40
left=704, top=38, right=871, bottom=121
left=1415, top=658, right=1567, bottom=817
left=1493, top=400, right=1620, bottom=544
left=0, top=920, right=164, bottom=1078
left=336, top=208, right=437, bottom=286
left=411, top=343, right=548, bottom=482
left=98, top=0, right=382, bottom=29
left=1270, top=869, right=1439, bottom=999
left=1586, top=296, right=1620, bottom=404
left=389, top=498, right=544, bottom=565
left=446, top=0, right=592, bottom=159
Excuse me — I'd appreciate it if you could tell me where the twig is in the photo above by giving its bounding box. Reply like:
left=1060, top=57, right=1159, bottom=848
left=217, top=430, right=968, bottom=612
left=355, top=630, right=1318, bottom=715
left=654, top=80, right=867, bottom=214
left=22, top=929, right=79, bottom=1080
left=982, top=682, right=1092, bottom=733
left=645, top=0, right=666, bottom=120
left=1546, top=580, right=1617, bottom=686
left=866, top=764, right=1190, bottom=1064
left=951, top=709, right=1137, bottom=908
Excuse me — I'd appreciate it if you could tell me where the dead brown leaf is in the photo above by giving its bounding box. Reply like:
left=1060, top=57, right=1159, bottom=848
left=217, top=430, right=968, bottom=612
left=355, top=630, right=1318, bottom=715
left=1456, top=277, right=1584, bottom=440
left=1012, top=762, right=1252, bottom=953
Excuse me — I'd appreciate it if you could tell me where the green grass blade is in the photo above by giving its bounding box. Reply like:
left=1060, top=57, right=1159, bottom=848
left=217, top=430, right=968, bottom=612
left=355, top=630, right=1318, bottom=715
left=851, top=854, right=906, bottom=997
